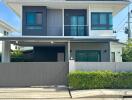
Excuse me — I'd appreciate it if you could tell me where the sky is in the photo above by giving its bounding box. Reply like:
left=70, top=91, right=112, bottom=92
left=0, top=1, right=131, bottom=42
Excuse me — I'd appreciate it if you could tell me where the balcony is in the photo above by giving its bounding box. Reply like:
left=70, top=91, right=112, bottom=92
left=64, top=25, right=88, bottom=36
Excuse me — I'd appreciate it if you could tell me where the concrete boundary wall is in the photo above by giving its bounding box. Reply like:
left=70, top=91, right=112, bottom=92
left=0, top=62, right=68, bottom=87
left=69, top=61, right=132, bottom=72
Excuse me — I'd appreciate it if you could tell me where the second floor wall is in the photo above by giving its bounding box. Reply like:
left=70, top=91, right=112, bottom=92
left=22, top=5, right=118, bottom=37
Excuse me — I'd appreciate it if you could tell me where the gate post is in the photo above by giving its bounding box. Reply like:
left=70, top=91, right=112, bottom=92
left=69, top=59, right=75, bottom=72
left=2, top=40, right=10, bottom=63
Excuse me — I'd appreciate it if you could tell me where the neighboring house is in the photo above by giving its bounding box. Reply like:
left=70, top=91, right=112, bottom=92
left=0, top=20, right=16, bottom=60
left=1, top=0, right=129, bottom=63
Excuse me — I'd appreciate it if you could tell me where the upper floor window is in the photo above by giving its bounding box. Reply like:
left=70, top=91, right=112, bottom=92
left=26, top=12, right=43, bottom=29
left=91, top=12, right=112, bottom=30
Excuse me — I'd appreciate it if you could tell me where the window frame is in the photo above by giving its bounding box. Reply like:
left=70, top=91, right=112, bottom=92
left=91, top=12, right=113, bottom=30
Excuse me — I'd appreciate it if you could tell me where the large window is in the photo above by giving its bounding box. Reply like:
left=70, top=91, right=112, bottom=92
left=76, top=50, right=101, bottom=62
left=91, top=12, right=112, bottom=30
left=26, top=12, right=43, bottom=29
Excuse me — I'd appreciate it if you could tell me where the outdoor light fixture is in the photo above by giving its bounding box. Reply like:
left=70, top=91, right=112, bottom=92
left=104, top=50, right=107, bottom=53
left=50, top=41, right=54, bottom=44
left=70, top=57, right=74, bottom=60
left=15, top=41, right=18, bottom=44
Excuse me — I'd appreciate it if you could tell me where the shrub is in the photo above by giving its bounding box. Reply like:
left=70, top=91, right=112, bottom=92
left=122, top=39, right=132, bottom=62
left=68, top=71, right=132, bottom=89
left=11, top=50, right=23, bottom=57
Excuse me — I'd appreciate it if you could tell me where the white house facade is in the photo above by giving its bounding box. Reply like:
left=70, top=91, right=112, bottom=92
left=0, top=0, right=129, bottom=63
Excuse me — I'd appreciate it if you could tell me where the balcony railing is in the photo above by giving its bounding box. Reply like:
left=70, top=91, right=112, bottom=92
left=64, top=25, right=89, bottom=36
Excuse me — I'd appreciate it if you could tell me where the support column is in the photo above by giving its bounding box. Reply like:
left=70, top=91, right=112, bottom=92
left=88, top=5, right=91, bottom=36
left=67, top=41, right=70, bottom=61
left=62, top=8, right=64, bottom=36
left=2, top=41, right=11, bottom=63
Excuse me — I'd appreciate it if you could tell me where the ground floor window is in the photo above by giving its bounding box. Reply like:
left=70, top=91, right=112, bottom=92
left=75, top=50, right=101, bottom=62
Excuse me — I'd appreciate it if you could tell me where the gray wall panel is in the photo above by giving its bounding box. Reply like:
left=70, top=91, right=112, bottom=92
left=47, top=9, right=62, bottom=36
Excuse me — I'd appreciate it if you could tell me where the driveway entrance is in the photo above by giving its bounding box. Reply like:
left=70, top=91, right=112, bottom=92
left=0, top=62, right=69, bottom=87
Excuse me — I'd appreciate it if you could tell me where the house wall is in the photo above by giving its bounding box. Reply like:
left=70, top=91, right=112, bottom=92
left=89, top=5, right=114, bottom=37
left=70, top=42, right=110, bottom=62
left=110, top=42, right=123, bottom=62
left=21, top=5, right=115, bottom=37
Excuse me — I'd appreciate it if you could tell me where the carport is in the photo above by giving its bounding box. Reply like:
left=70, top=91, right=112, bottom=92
left=0, top=36, right=117, bottom=63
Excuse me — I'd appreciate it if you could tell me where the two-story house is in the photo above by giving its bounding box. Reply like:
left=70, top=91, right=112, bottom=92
left=0, top=0, right=129, bottom=87
left=1, top=0, right=129, bottom=63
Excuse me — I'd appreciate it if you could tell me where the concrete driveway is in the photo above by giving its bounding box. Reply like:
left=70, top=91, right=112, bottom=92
left=0, top=86, right=70, bottom=99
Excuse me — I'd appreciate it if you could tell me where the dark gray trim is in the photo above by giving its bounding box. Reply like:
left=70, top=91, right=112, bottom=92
left=22, top=6, right=47, bottom=36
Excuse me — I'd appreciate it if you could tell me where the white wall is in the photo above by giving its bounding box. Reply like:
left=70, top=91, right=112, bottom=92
left=69, top=61, right=132, bottom=72
left=89, top=5, right=115, bottom=37
left=110, top=42, right=123, bottom=62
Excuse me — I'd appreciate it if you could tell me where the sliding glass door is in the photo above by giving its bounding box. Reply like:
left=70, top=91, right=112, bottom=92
left=70, top=16, right=85, bottom=36
left=76, top=50, right=101, bottom=62
left=64, top=9, right=87, bottom=36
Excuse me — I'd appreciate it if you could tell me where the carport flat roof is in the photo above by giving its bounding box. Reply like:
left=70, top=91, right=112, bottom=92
left=0, top=36, right=118, bottom=42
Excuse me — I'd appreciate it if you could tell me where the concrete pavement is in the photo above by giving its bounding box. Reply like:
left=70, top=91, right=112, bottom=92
left=0, top=87, right=131, bottom=99
left=71, top=89, right=132, bottom=98
left=0, top=86, right=70, bottom=99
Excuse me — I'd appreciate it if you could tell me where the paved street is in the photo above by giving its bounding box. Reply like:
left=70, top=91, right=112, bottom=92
left=0, top=98, right=132, bottom=100
left=0, top=87, right=131, bottom=100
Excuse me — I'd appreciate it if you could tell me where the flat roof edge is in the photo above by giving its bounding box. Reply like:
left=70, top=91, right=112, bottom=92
left=0, top=36, right=118, bottom=42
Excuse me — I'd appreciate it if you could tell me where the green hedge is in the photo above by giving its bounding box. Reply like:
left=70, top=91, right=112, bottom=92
left=68, top=71, right=132, bottom=89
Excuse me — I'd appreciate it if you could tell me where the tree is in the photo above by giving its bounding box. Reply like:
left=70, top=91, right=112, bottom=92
left=122, top=39, right=132, bottom=62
